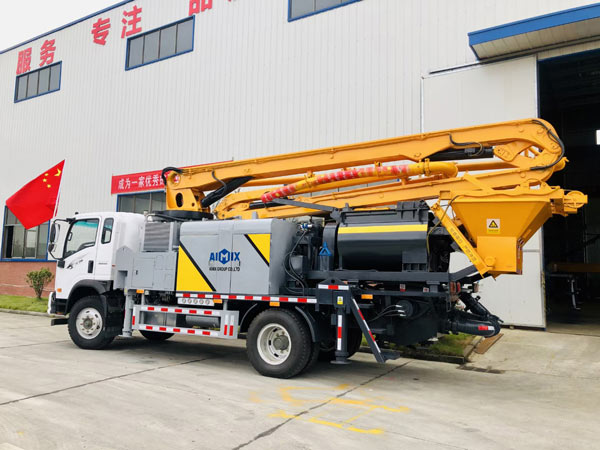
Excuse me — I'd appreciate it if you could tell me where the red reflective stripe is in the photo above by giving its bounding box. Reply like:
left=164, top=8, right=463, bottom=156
left=358, top=309, right=365, bottom=321
left=368, top=331, right=375, bottom=341
left=183, top=293, right=190, bottom=298
left=328, top=285, right=337, bottom=290
left=145, top=325, right=153, bottom=330
left=229, top=325, right=234, bottom=336
left=175, top=309, right=182, bottom=313
left=261, top=296, right=270, bottom=301
left=213, top=295, right=221, bottom=299
left=161, top=308, right=168, bottom=312
left=224, top=325, right=228, bottom=335
left=279, top=297, right=289, bottom=302
left=202, top=331, right=211, bottom=336
left=189, top=310, right=197, bottom=314
left=337, top=327, right=342, bottom=339
left=187, top=330, right=195, bottom=334
left=198, top=294, right=206, bottom=299
left=159, top=327, right=167, bottom=331
left=204, top=311, right=212, bottom=315
left=245, top=296, right=253, bottom=300
left=173, top=328, right=181, bottom=333
left=478, top=325, right=491, bottom=331
left=147, top=306, right=155, bottom=311
left=132, top=315, right=135, bottom=325
left=298, top=298, right=307, bottom=303
left=227, top=295, right=236, bottom=299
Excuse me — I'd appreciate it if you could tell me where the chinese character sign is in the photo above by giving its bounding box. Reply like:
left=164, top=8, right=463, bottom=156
left=111, top=169, right=165, bottom=194
left=39, top=40, right=56, bottom=67
left=189, top=0, right=213, bottom=16
left=16, top=48, right=32, bottom=75
left=121, top=5, right=143, bottom=38
left=92, top=18, right=111, bottom=45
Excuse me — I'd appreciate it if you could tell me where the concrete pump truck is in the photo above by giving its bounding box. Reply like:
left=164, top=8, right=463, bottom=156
left=47, top=119, right=586, bottom=378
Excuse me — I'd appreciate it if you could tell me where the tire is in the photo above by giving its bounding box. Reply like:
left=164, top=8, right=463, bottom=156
left=247, top=309, right=312, bottom=378
left=68, top=296, right=115, bottom=350
left=318, top=328, right=363, bottom=362
left=140, top=330, right=174, bottom=341
left=301, top=341, right=321, bottom=374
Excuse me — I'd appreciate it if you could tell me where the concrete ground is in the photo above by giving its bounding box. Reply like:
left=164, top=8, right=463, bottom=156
left=0, top=313, right=598, bottom=450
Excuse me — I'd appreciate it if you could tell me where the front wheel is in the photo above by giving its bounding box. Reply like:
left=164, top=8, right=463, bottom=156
left=68, top=296, right=114, bottom=350
left=247, top=309, right=312, bottom=378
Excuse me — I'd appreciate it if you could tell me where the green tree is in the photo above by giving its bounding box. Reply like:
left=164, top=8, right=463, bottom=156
left=25, top=267, right=54, bottom=299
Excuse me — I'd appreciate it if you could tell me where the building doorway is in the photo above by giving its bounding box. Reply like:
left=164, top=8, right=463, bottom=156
left=539, top=49, right=600, bottom=335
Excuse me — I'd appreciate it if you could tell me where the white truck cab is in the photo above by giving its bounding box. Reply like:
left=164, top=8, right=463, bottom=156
left=48, top=212, right=145, bottom=315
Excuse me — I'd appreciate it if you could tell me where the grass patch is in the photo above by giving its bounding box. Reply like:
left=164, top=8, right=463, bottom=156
left=426, top=333, right=472, bottom=357
left=362, top=332, right=473, bottom=358
left=0, top=295, right=48, bottom=313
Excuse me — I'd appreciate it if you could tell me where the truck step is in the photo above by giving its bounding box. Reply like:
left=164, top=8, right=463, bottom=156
left=369, top=328, right=387, bottom=334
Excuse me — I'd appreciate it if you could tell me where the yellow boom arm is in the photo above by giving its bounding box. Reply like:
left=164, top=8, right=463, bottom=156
left=164, top=118, right=586, bottom=277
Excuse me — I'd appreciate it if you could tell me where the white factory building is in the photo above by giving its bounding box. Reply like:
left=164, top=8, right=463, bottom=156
left=2, top=0, right=600, bottom=330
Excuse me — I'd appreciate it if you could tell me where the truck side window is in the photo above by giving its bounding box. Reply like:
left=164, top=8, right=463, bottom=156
left=64, top=219, right=99, bottom=258
left=101, top=218, right=114, bottom=244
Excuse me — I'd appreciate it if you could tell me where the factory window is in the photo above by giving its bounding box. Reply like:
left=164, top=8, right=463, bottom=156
left=288, top=0, right=361, bottom=21
left=14, top=62, right=61, bottom=103
left=117, top=192, right=166, bottom=214
left=1, top=208, right=48, bottom=260
left=126, top=17, right=194, bottom=70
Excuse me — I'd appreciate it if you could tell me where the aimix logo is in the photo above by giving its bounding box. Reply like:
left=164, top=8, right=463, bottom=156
left=208, top=249, right=241, bottom=271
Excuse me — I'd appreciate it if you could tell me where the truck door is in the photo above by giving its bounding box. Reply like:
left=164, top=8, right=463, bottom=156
left=94, top=217, right=115, bottom=280
left=55, top=218, right=100, bottom=298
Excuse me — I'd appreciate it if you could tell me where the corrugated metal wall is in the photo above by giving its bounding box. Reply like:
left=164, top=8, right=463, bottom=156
left=0, top=0, right=595, bottom=218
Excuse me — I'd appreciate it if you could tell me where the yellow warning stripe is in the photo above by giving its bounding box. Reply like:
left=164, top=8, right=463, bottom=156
left=176, top=246, right=215, bottom=292
left=246, top=233, right=271, bottom=265
left=338, top=224, right=427, bottom=234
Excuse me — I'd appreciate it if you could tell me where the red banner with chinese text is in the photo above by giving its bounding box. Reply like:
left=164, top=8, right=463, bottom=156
left=111, top=161, right=230, bottom=195
left=111, top=169, right=165, bottom=194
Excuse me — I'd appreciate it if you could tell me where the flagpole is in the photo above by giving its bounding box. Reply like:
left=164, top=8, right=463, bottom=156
left=52, top=160, right=64, bottom=220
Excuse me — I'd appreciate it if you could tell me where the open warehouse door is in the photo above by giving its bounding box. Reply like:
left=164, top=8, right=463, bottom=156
left=540, top=49, right=600, bottom=336
left=422, top=56, right=545, bottom=327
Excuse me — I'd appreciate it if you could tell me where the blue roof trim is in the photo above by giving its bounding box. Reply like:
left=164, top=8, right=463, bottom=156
left=469, top=2, right=600, bottom=46
left=0, top=0, right=133, bottom=54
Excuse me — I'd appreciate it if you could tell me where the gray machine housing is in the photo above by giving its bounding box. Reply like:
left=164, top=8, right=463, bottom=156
left=115, top=220, right=180, bottom=292
left=179, top=218, right=297, bottom=294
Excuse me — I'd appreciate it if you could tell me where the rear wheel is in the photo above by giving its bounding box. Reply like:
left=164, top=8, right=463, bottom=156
left=247, top=309, right=312, bottom=378
left=301, top=341, right=321, bottom=374
left=140, top=330, right=174, bottom=341
left=68, top=296, right=114, bottom=350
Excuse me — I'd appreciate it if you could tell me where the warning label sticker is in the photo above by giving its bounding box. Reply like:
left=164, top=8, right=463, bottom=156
left=486, top=218, right=500, bottom=234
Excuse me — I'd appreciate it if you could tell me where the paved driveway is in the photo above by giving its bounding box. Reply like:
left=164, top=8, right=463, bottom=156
left=0, top=312, right=598, bottom=450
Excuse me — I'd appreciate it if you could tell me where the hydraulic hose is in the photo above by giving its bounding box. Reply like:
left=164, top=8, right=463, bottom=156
left=261, top=161, right=458, bottom=203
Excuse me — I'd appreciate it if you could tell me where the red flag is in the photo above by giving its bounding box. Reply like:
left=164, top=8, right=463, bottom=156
left=6, top=160, right=65, bottom=229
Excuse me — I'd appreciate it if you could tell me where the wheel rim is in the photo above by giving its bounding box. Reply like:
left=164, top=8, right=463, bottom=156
left=257, top=323, right=292, bottom=365
left=76, top=307, right=103, bottom=340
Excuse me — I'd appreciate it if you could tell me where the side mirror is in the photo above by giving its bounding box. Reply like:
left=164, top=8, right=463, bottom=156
left=49, top=222, right=59, bottom=244
left=48, top=221, right=65, bottom=260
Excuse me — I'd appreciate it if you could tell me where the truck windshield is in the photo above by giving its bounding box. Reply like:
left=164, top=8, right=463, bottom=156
left=64, top=219, right=99, bottom=258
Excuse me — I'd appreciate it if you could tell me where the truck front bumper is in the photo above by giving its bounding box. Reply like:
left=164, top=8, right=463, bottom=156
left=47, top=292, right=67, bottom=315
